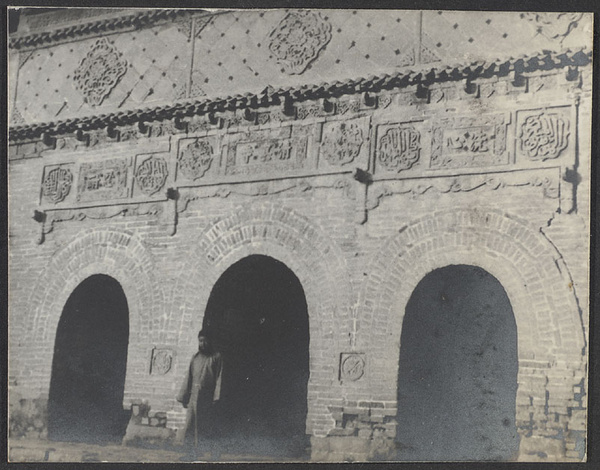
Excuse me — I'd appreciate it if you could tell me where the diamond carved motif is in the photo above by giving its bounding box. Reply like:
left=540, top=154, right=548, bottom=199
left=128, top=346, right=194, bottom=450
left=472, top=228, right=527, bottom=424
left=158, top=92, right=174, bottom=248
left=268, top=10, right=333, bottom=75
left=73, top=38, right=128, bottom=106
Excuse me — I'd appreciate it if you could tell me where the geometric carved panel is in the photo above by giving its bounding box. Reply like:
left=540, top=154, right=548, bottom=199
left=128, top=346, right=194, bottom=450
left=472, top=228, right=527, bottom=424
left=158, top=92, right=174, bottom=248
left=177, top=137, right=217, bottom=181
left=320, top=118, right=369, bottom=168
left=134, top=155, right=168, bottom=196
left=41, top=164, right=75, bottom=205
left=268, top=10, right=333, bottom=75
left=77, top=157, right=131, bottom=203
left=73, top=38, right=128, bottom=107
left=376, top=123, right=422, bottom=173
left=225, top=127, right=310, bottom=178
left=430, top=114, right=509, bottom=169
left=517, top=107, right=571, bottom=162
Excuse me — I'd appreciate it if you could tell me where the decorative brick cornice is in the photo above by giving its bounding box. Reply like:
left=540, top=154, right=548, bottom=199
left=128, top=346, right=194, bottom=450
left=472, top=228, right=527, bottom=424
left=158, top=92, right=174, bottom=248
left=8, top=48, right=591, bottom=142
left=9, top=9, right=199, bottom=50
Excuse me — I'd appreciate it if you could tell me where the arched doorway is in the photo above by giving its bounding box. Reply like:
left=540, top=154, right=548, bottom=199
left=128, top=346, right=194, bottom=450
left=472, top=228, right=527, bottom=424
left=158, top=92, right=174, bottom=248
left=48, top=274, right=130, bottom=444
left=395, top=265, right=519, bottom=461
left=203, top=255, right=310, bottom=456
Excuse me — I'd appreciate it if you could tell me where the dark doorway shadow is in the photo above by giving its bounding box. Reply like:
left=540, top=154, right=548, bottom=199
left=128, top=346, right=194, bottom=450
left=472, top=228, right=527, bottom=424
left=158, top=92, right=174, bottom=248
left=203, top=255, right=310, bottom=458
left=48, top=274, right=130, bottom=444
left=395, top=265, right=519, bottom=461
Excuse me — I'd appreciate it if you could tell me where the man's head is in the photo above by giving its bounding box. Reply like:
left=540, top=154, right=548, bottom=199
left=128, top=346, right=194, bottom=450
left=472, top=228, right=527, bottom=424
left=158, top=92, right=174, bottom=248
left=197, top=330, right=211, bottom=354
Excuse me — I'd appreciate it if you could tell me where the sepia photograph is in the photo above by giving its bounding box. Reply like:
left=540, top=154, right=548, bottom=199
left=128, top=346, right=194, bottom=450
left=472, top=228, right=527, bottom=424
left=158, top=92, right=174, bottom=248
left=6, top=6, right=594, bottom=463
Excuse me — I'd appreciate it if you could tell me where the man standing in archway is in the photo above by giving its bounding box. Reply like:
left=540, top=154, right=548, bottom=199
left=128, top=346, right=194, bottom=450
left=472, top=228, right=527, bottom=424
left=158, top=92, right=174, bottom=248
left=177, top=330, right=223, bottom=460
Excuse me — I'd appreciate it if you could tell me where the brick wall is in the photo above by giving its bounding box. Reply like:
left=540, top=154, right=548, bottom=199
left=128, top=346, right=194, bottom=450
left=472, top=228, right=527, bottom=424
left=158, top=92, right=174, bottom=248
left=8, top=9, right=592, bottom=462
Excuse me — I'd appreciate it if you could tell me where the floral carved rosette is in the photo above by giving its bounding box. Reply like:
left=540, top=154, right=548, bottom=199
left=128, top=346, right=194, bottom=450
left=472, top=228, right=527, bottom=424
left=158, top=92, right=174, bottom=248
left=520, top=113, right=569, bottom=161
left=269, top=10, right=333, bottom=75
left=42, top=167, right=73, bottom=204
left=178, top=139, right=214, bottom=180
left=322, top=121, right=364, bottom=166
left=73, top=37, right=128, bottom=106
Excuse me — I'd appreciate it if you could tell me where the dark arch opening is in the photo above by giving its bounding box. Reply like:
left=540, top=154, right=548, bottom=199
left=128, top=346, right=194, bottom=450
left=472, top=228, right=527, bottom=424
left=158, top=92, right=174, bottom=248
left=395, top=265, right=519, bottom=461
left=48, top=274, right=130, bottom=444
left=202, top=255, right=310, bottom=457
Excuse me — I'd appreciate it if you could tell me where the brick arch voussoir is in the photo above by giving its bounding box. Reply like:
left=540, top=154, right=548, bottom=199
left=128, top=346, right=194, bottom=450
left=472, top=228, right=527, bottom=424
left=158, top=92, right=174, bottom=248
left=171, top=203, right=353, bottom=366
left=29, top=228, right=163, bottom=346
left=359, top=208, right=584, bottom=368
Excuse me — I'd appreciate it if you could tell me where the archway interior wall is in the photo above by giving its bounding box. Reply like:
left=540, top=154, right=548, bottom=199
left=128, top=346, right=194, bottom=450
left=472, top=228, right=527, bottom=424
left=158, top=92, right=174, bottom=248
left=20, top=229, right=165, bottom=411
left=169, top=203, right=356, bottom=437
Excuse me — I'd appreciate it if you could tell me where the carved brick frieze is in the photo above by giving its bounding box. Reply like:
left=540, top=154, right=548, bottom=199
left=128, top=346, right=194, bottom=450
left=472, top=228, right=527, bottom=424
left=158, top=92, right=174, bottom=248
left=119, top=125, right=143, bottom=142
left=187, top=118, right=213, bottom=135
left=367, top=169, right=560, bottom=211
left=73, top=37, right=128, bottom=107
left=134, top=155, right=169, bottom=196
left=41, top=164, right=74, bottom=204
left=225, top=126, right=312, bottom=177
left=336, top=100, right=362, bottom=116
left=177, top=176, right=353, bottom=214
left=39, top=203, right=163, bottom=241
left=296, top=103, right=330, bottom=120
left=12, top=140, right=44, bottom=160
left=320, top=118, right=368, bottom=168
left=177, top=137, right=218, bottom=181
left=430, top=114, right=509, bottom=169
left=77, top=157, right=131, bottom=203
left=517, top=108, right=570, bottom=162
left=150, top=120, right=185, bottom=139
left=376, top=124, right=422, bottom=173
left=268, top=10, right=333, bottom=75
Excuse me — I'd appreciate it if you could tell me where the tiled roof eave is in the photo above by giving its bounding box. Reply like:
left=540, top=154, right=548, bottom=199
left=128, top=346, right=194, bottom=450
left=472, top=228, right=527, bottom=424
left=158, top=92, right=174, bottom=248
left=8, top=48, right=591, bottom=142
left=9, top=9, right=210, bottom=50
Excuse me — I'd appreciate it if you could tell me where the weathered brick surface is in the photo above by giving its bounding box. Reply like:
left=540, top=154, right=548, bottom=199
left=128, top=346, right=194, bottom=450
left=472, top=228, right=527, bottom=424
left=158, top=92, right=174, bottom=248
left=8, top=8, right=592, bottom=463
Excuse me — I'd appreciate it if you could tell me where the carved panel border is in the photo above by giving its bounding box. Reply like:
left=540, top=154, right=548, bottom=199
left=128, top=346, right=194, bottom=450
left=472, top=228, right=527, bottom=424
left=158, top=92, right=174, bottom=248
left=516, top=106, right=573, bottom=163
left=430, top=114, right=510, bottom=170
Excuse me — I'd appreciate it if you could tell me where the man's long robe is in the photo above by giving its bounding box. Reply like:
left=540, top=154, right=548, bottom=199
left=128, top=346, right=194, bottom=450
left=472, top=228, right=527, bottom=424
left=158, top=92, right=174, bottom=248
left=177, top=351, right=223, bottom=447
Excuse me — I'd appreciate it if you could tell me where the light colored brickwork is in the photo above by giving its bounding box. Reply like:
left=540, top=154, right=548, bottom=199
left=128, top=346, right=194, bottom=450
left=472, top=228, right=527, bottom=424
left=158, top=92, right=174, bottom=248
left=8, top=8, right=592, bottom=462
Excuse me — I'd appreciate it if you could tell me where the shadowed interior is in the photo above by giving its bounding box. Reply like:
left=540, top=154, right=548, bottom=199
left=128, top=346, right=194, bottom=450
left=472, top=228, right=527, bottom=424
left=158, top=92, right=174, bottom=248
left=395, top=265, right=519, bottom=461
left=203, top=254, right=310, bottom=457
left=48, top=274, right=130, bottom=444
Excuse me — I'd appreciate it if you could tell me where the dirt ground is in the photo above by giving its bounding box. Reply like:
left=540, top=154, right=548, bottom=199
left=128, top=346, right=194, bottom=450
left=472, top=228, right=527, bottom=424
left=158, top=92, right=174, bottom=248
left=8, top=437, right=302, bottom=463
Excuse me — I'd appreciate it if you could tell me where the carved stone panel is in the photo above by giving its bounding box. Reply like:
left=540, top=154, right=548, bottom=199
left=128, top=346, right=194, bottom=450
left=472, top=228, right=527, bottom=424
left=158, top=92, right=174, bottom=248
left=134, top=155, right=168, bottom=196
left=77, top=158, right=131, bottom=203
left=268, top=10, right=333, bottom=75
left=150, top=348, right=173, bottom=375
left=73, top=37, right=128, bottom=107
left=376, top=124, right=422, bottom=173
left=517, top=109, right=570, bottom=162
left=430, top=114, right=509, bottom=169
left=177, top=138, right=216, bottom=181
left=320, top=118, right=368, bottom=168
left=339, top=353, right=366, bottom=382
left=224, top=126, right=310, bottom=177
left=41, top=164, right=74, bottom=205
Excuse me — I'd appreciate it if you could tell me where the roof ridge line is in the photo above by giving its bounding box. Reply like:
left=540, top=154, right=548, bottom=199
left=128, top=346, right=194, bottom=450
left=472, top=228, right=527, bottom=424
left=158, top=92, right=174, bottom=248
left=9, top=9, right=219, bottom=50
